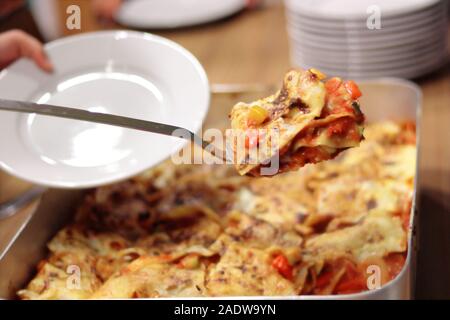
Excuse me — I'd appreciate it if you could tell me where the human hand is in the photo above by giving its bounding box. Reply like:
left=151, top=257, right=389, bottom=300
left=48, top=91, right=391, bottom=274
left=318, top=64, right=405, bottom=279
left=92, top=0, right=123, bottom=22
left=246, top=0, right=263, bottom=9
left=0, top=30, right=53, bottom=72
left=0, top=0, right=24, bottom=17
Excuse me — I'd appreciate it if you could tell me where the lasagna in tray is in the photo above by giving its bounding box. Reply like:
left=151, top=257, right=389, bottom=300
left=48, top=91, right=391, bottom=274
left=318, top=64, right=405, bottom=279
left=18, top=121, right=416, bottom=299
left=229, top=69, right=365, bottom=176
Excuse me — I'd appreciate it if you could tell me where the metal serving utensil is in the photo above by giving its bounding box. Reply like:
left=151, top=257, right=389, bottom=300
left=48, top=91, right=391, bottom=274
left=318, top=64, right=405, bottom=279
left=0, top=98, right=228, bottom=161
left=0, top=98, right=232, bottom=219
left=0, top=186, right=46, bottom=219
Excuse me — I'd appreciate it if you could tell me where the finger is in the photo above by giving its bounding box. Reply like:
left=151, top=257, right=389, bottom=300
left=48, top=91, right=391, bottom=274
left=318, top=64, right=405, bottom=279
left=33, top=49, right=54, bottom=73
left=92, top=0, right=122, bottom=21
left=13, top=31, right=53, bottom=72
left=246, top=0, right=261, bottom=9
left=0, top=31, right=21, bottom=69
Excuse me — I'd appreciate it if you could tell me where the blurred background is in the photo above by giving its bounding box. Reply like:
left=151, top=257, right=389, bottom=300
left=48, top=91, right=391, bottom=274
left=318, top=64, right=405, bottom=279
left=1, top=0, right=448, bottom=80
left=0, top=0, right=449, bottom=298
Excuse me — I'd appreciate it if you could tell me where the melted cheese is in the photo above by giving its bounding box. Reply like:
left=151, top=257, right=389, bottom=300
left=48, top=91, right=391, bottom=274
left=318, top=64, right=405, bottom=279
left=206, top=241, right=296, bottom=296
left=19, top=121, right=416, bottom=299
left=92, top=257, right=206, bottom=298
left=305, top=214, right=406, bottom=262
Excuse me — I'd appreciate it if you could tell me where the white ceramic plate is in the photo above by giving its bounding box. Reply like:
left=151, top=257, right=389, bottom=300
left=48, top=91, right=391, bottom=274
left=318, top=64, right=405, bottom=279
left=116, top=0, right=246, bottom=29
left=285, top=2, right=444, bottom=27
left=286, top=8, right=446, bottom=37
left=292, top=45, right=446, bottom=71
left=290, top=38, right=447, bottom=65
left=285, top=2, right=445, bottom=32
left=285, top=0, right=440, bottom=20
left=0, top=31, right=210, bottom=188
left=292, top=50, right=447, bottom=79
left=289, top=33, right=446, bottom=59
left=287, top=23, right=446, bottom=51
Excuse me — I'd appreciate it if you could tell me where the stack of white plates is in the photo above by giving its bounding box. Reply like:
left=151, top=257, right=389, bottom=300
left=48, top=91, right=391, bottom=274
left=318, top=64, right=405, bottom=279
left=285, top=0, right=449, bottom=79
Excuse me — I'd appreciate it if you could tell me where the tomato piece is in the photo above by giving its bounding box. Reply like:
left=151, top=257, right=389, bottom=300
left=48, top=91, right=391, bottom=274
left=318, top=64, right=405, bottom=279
left=335, top=277, right=367, bottom=294
left=327, top=118, right=353, bottom=136
left=284, top=146, right=332, bottom=172
left=316, top=270, right=334, bottom=288
left=158, top=254, right=173, bottom=262
left=344, top=80, right=362, bottom=100
left=271, top=254, right=293, bottom=280
left=385, top=253, right=406, bottom=279
left=335, top=264, right=366, bottom=293
left=245, top=131, right=259, bottom=149
left=327, top=122, right=345, bottom=136
left=343, top=260, right=359, bottom=277
left=325, top=77, right=342, bottom=94
left=110, top=241, right=125, bottom=250
left=402, top=211, right=410, bottom=231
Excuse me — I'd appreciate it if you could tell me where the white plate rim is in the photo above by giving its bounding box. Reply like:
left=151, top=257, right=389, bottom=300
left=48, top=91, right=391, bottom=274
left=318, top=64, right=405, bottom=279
left=285, top=4, right=444, bottom=26
left=286, top=19, right=448, bottom=47
left=288, top=32, right=447, bottom=58
left=287, top=25, right=446, bottom=51
left=285, top=8, right=447, bottom=36
left=116, top=0, right=247, bottom=29
left=284, top=0, right=442, bottom=20
left=289, top=39, right=447, bottom=65
left=291, top=47, right=447, bottom=71
left=291, top=51, right=448, bottom=78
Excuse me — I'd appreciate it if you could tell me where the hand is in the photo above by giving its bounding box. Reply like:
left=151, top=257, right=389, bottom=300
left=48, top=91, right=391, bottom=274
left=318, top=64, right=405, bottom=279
left=246, top=0, right=262, bottom=9
left=92, top=0, right=123, bottom=22
left=0, top=30, right=53, bottom=72
left=0, top=0, right=24, bottom=17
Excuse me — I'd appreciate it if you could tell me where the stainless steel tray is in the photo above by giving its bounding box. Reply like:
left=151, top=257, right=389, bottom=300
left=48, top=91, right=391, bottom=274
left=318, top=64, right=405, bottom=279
left=0, top=78, right=422, bottom=300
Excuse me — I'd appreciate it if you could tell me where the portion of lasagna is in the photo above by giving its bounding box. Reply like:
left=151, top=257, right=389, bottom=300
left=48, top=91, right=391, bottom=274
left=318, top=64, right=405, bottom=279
left=18, top=121, right=416, bottom=299
left=229, top=69, right=365, bottom=176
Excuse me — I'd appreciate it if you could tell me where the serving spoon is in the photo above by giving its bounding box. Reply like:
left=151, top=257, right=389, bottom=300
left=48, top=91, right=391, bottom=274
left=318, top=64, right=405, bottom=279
left=0, top=98, right=228, bottom=161
left=0, top=186, right=46, bottom=219
left=0, top=98, right=233, bottom=219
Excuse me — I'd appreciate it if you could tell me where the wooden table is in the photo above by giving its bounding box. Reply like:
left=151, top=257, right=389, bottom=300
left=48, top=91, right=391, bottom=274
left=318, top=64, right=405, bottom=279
left=0, top=1, right=449, bottom=299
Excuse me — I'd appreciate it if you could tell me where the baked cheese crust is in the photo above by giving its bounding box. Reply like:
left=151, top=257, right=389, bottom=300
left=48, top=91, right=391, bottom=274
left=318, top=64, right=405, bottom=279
left=18, top=121, right=415, bottom=299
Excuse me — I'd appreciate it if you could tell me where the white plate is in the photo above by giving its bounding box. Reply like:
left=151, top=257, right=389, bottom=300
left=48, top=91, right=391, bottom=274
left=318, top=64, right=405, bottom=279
left=292, top=44, right=446, bottom=71
left=286, top=7, right=446, bottom=37
left=285, top=2, right=445, bottom=30
left=285, top=0, right=440, bottom=20
left=290, top=38, right=447, bottom=65
left=285, top=1, right=444, bottom=26
left=116, top=0, right=246, bottom=29
left=287, top=24, right=445, bottom=51
left=0, top=31, right=210, bottom=188
left=288, top=31, right=447, bottom=58
left=292, top=50, right=447, bottom=79
left=287, top=19, right=446, bottom=47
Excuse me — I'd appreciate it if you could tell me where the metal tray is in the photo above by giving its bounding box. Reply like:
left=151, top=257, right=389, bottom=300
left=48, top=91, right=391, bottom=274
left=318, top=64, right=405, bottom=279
left=0, top=78, right=422, bottom=299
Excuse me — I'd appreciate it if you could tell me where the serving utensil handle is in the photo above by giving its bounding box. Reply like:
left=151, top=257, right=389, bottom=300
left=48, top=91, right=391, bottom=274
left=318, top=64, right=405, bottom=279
left=0, top=98, right=191, bottom=137
left=0, top=98, right=227, bottom=162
